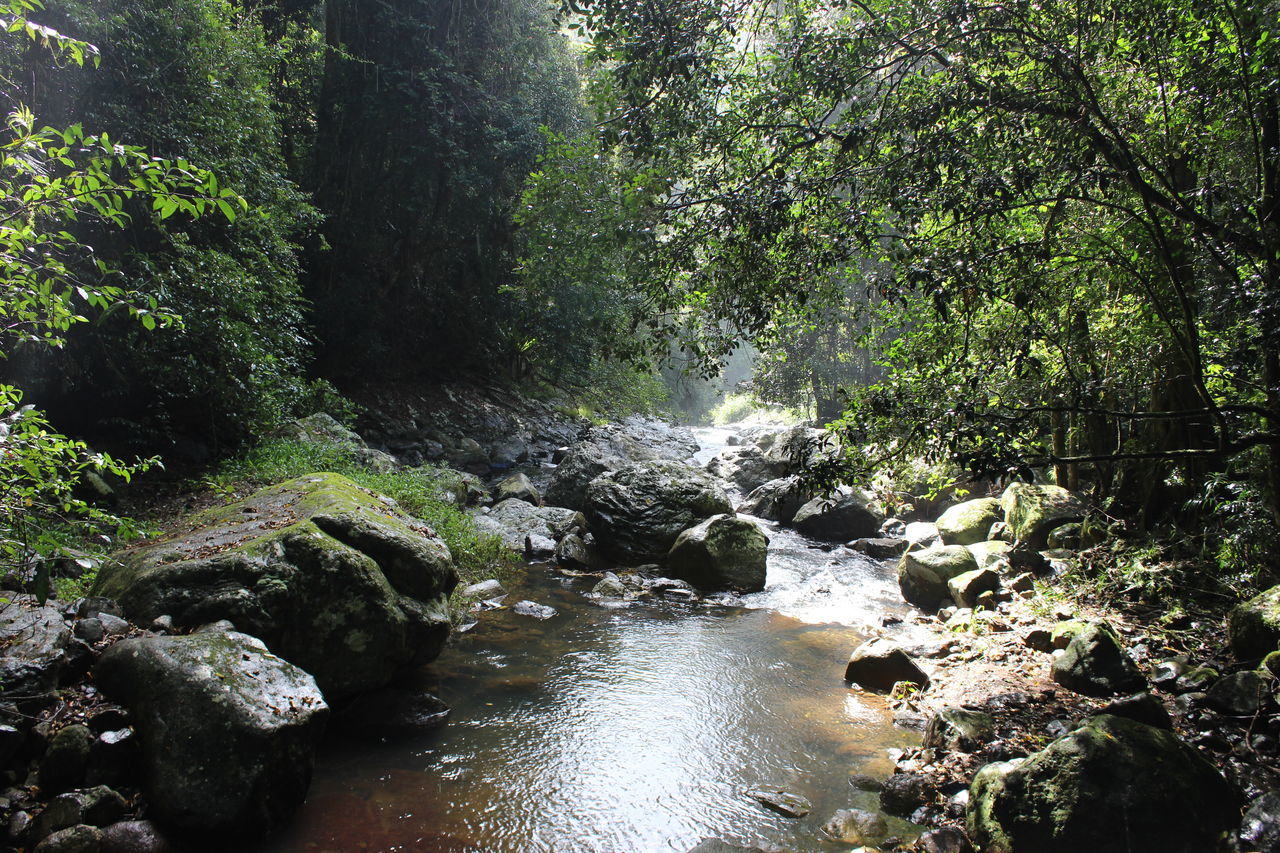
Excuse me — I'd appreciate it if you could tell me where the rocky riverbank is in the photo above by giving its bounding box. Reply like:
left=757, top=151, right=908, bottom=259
left=3, top=385, right=1279, bottom=852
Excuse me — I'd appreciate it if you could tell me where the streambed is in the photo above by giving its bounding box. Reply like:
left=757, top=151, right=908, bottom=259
left=254, top=428, right=924, bottom=853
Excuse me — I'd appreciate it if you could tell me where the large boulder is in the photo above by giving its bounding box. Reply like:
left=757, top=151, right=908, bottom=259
left=791, top=491, right=882, bottom=541
left=492, top=473, right=541, bottom=506
left=1050, top=622, right=1146, bottom=697
left=736, top=476, right=814, bottom=522
left=472, top=499, right=581, bottom=555
left=1228, top=584, right=1280, bottom=661
left=584, top=462, right=732, bottom=563
left=94, top=632, right=328, bottom=835
left=94, top=473, right=457, bottom=698
left=545, top=418, right=699, bottom=510
left=844, top=638, right=930, bottom=691
left=761, top=425, right=837, bottom=474
left=0, top=598, right=73, bottom=699
left=967, top=714, right=1238, bottom=853
left=936, top=498, right=1003, bottom=546
left=897, top=545, right=979, bottom=610
left=667, top=515, right=769, bottom=592
left=706, top=445, right=786, bottom=494
left=999, top=483, right=1084, bottom=547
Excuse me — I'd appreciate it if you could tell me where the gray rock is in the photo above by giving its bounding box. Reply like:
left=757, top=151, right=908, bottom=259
left=918, top=826, right=972, bottom=853
left=667, top=515, right=769, bottom=592
left=99, top=820, right=175, bottom=853
left=0, top=599, right=73, bottom=698
left=821, top=807, right=888, bottom=844
left=93, top=474, right=457, bottom=699
left=745, top=788, right=811, bottom=818
left=545, top=418, right=699, bottom=510
left=1229, top=584, right=1280, bottom=661
left=1205, top=670, right=1271, bottom=716
left=461, top=579, right=505, bottom=599
left=39, top=725, right=93, bottom=793
left=879, top=772, right=935, bottom=817
left=706, top=445, right=786, bottom=493
left=511, top=600, right=557, bottom=620
left=592, top=573, right=629, bottom=598
left=924, top=707, right=996, bottom=752
left=947, top=568, right=1001, bottom=610
left=1175, top=665, right=1219, bottom=693
left=85, top=728, right=137, bottom=789
left=74, top=619, right=105, bottom=644
left=736, top=476, right=813, bottom=522
left=936, top=498, right=1003, bottom=546
left=31, top=787, right=126, bottom=841
left=554, top=533, right=596, bottom=569
left=849, top=537, right=909, bottom=559
left=844, top=638, right=930, bottom=692
left=473, top=499, right=581, bottom=556
left=75, top=598, right=122, bottom=620
left=275, top=412, right=365, bottom=447
left=1098, top=693, right=1172, bottom=730
left=584, top=462, right=732, bottom=563
left=1241, top=791, right=1280, bottom=853
left=489, top=436, right=530, bottom=467
left=791, top=491, right=882, bottom=541
left=493, top=473, right=541, bottom=506
left=93, top=632, right=328, bottom=834
left=897, top=546, right=979, bottom=610
left=1051, top=622, right=1146, bottom=697
left=967, top=714, right=1238, bottom=853
left=33, top=824, right=102, bottom=853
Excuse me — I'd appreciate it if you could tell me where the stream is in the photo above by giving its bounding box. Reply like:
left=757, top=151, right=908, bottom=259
left=254, top=426, right=923, bottom=853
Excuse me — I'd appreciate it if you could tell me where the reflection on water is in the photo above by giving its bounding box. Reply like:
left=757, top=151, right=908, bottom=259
left=253, top=574, right=919, bottom=853
left=253, top=425, right=921, bottom=853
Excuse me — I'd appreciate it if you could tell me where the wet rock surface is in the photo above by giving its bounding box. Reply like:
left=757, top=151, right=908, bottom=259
left=93, top=631, right=328, bottom=834
left=584, top=462, right=732, bottom=563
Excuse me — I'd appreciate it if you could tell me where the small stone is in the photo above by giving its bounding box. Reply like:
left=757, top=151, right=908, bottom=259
left=10, top=811, right=32, bottom=843
left=923, top=708, right=996, bottom=752
left=511, top=600, right=557, bottom=620
left=33, top=824, right=103, bottom=853
left=99, top=820, right=176, bottom=853
left=918, top=826, right=973, bottom=853
left=96, top=615, right=129, bottom=636
left=1099, top=693, right=1173, bottom=730
left=845, top=638, right=930, bottom=692
left=849, top=773, right=883, bottom=792
left=193, top=619, right=236, bottom=634
left=1023, top=628, right=1053, bottom=652
left=1151, top=658, right=1186, bottom=688
left=74, top=619, right=105, bottom=644
left=1176, top=666, right=1220, bottom=694
left=1205, top=670, right=1270, bottom=716
left=149, top=616, right=173, bottom=633
left=591, top=573, right=628, bottom=598
left=461, top=579, right=505, bottom=599
left=745, top=788, right=811, bottom=818
left=822, top=808, right=888, bottom=844
left=76, top=598, right=122, bottom=620
left=879, top=772, right=935, bottom=817
left=1006, top=573, right=1035, bottom=593
left=1241, top=791, right=1280, bottom=853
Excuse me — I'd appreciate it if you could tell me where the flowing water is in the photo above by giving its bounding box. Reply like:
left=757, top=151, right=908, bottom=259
left=254, top=426, right=922, bottom=853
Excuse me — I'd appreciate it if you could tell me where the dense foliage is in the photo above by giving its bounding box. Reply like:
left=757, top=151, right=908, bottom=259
left=530, top=0, right=1280, bottom=543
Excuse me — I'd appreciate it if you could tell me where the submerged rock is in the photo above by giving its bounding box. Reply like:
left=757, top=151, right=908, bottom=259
left=511, top=600, right=557, bottom=620
left=822, top=808, right=888, bottom=845
left=667, top=515, right=769, bottom=592
left=94, top=473, right=457, bottom=698
left=967, top=714, right=1238, bottom=853
left=332, top=688, right=449, bottom=738
left=94, top=632, right=328, bottom=835
left=745, top=788, right=811, bottom=818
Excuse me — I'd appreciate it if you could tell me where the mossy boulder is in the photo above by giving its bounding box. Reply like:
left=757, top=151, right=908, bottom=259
left=584, top=462, right=732, bottom=563
left=897, top=545, right=979, bottom=610
left=967, top=714, right=1238, bottom=853
left=667, top=514, right=769, bottom=592
left=94, top=473, right=457, bottom=698
left=1050, top=622, right=1146, bottom=697
left=936, top=498, right=1004, bottom=546
left=94, top=632, right=327, bottom=835
left=1228, top=584, right=1280, bottom=661
left=999, top=483, right=1084, bottom=547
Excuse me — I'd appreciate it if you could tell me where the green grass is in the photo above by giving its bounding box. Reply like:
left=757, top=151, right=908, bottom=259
left=213, top=438, right=521, bottom=604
